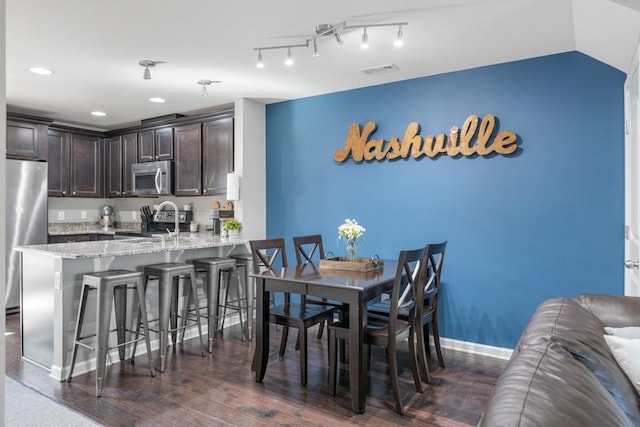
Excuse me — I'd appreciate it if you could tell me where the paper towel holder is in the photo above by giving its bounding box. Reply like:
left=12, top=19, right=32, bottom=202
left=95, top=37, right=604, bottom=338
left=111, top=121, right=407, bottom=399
left=226, top=172, right=240, bottom=201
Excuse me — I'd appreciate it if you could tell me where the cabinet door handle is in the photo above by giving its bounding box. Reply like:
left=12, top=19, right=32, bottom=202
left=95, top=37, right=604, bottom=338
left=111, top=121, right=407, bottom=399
left=203, top=189, right=207, bottom=194
left=72, top=191, right=76, bottom=196
left=62, top=191, right=66, bottom=195
left=195, top=190, right=199, bottom=194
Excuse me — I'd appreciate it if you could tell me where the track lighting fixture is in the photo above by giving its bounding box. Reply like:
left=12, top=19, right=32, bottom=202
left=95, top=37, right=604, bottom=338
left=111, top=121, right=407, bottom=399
left=360, top=28, right=369, bottom=49
left=285, top=48, right=294, bottom=66
left=253, top=20, right=407, bottom=68
left=198, top=80, right=211, bottom=97
left=139, top=60, right=160, bottom=80
left=196, top=79, right=221, bottom=97
left=394, top=25, right=404, bottom=47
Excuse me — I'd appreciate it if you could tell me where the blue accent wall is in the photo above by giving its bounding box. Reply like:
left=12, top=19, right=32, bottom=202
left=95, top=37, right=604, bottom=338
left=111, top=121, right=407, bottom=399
left=265, top=51, right=625, bottom=349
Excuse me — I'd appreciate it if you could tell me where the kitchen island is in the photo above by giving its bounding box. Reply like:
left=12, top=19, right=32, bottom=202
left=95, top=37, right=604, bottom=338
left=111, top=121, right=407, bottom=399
left=16, top=233, right=248, bottom=381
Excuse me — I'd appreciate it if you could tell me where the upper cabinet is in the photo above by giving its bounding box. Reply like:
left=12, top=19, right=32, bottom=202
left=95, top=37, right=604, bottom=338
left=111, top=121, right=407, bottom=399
left=174, top=123, right=202, bottom=196
left=8, top=109, right=233, bottom=199
left=47, top=129, right=68, bottom=196
left=174, top=117, right=233, bottom=196
left=6, top=118, right=48, bottom=160
left=48, top=129, right=103, bottom=197
left=105, top=133, right=138, bottom=197
left=138, top=127, right=173, bottom=162
left=202, top=118, right=233, bottom=195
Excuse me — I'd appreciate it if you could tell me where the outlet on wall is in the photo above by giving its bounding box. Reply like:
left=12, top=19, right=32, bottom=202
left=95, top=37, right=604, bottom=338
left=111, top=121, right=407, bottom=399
left=81, top=211, right=87, bottom=219
left=58, top=211, right=65, bottom=221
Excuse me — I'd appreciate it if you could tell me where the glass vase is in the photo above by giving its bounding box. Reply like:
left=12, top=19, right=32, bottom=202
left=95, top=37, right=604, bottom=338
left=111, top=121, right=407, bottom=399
left=346, top=240, right=357, bottom=263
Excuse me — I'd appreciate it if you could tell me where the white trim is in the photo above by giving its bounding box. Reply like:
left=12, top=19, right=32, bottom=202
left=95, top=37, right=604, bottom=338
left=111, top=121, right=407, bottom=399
left=439, top=336, right=513, bottom=361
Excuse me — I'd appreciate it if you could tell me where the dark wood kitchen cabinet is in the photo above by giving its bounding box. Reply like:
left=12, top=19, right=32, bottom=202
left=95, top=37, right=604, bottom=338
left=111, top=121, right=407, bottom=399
left=69, top=132, right=102, bottom=197
left=105, top=132, right=137, bottom=197
left=47, top=129, right=69, bottom=196
left=48, top=129, right=103, bottom=197
left=174, top=123, right=202, bottom=195
left=138, top=127, right=173, bottom=162
left=6, top=118, right=48, bottom=160
left=105, top=136, right=122, bottom=197
left=202, top=117, right=233, bottom=195
left=121, top=133, right=138, bottom=196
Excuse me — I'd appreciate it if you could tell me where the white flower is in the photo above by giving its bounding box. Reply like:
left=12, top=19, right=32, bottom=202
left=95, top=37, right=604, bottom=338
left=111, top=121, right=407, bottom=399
left=338, top=219, right=366, bottom=242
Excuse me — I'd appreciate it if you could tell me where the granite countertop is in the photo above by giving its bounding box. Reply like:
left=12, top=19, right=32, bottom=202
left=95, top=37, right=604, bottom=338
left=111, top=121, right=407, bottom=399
left=16, top=233, right=247, bottom=259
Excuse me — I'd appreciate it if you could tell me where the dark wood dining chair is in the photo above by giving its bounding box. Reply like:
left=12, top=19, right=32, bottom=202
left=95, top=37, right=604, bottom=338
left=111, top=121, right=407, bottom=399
left=292, top=234, right=344, bottom=341
left=368, top=241, right=447, bottom=385
left=417, top=241, right=447, bottom=372
left=249, top=237, right=337, bottom=386
left=328, top=247, right=425, bottom=415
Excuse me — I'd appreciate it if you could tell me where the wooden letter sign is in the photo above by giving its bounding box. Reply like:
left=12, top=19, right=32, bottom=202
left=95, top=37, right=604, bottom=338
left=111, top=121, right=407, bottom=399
left=334, top=114, right=518, bottom=162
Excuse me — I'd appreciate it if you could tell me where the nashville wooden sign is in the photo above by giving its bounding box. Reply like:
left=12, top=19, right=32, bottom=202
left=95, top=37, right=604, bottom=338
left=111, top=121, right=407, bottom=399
left=333, top=114, right=518, bottom=162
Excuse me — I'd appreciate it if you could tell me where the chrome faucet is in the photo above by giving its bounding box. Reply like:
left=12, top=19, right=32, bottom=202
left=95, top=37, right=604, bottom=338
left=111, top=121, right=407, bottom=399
left=154, top=201, right=180, bottom=244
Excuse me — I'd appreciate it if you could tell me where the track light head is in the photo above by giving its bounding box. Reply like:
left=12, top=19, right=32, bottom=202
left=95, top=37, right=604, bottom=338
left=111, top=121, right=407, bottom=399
left=360, top=28, right=369, bottom=49
left=139, top=60, right=158, bottom=80
left=285, top=48, right=294, bottom=66
left=334, top=32, right=343, bottom=45
left=256, top=50, right=264, bottom=68
left=394, top=25, right=404, bottom=47
left=312, top=39, right=320, bottom=57
left=196, top=79, right=221, bottom=97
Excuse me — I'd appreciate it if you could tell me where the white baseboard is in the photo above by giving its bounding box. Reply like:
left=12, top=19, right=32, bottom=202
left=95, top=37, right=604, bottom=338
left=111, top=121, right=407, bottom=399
left=439, top=336, right=513, bottom=361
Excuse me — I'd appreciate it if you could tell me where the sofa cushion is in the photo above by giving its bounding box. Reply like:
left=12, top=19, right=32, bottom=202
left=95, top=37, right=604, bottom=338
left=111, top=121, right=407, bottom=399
left=605, top=326, right=640, bottom=339
left=513, top=297, right=640, bottom=424
left=605, top=335, right=640, bottom=396
left=478, top=341, right=635, bottom=427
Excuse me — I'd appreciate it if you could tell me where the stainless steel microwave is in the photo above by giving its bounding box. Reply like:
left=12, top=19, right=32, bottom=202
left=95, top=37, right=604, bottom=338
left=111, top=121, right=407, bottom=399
left=131, top=160, right=172, bottom=196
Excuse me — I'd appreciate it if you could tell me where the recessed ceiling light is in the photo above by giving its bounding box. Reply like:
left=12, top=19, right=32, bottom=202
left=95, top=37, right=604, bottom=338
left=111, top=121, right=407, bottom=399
left=29, top=67, right=53, bottom=75
left=149, top=97, right=166, bottom=103
left=91, top=111, right=107, bottom=117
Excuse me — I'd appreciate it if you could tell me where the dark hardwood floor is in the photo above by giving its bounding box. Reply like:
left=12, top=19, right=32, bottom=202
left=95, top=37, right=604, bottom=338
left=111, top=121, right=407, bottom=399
left=5, top=314, right=506, bottom=426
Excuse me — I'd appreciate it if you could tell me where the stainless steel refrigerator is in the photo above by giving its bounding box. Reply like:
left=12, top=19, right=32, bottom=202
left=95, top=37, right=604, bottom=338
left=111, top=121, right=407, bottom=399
left=5, top=159, right=48, bottom=313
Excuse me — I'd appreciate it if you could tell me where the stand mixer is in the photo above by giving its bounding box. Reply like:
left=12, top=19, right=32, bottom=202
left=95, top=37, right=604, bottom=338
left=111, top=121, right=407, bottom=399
left=99, top=205, right=115, bottom=230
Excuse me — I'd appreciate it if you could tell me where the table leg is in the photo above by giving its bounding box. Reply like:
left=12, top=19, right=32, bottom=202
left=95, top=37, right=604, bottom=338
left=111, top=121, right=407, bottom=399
left=254, top=277, right=269, bottom=382
left=348, top=297, right=367, bottom=414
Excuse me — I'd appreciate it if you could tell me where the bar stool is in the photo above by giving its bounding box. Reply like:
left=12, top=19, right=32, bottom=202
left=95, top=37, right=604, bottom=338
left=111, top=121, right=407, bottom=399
left=138, top=262, right=206, bottom=372
left=67, top=270, right=155, bottom=397
left=185, top=257, right=247, bottom=351
left=230, top=253, right=255, bottom=340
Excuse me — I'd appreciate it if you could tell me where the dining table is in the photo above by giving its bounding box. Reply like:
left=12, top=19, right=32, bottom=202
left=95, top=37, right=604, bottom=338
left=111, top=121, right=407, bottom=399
left=251, top=259, right=398, bottom=414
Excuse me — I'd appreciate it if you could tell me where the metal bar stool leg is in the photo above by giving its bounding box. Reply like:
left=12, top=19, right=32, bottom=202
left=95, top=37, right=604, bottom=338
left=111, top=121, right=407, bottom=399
left=95, top=281, right=115, bottom=397
left=67, top=283, right=90, bottom=384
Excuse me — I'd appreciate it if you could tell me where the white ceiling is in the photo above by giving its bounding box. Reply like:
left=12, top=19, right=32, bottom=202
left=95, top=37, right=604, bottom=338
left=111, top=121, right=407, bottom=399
left=6, top=0, right=640, bottom=131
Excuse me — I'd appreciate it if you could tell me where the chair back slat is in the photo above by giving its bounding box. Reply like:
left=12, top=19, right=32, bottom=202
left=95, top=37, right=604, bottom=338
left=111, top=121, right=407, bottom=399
left=389, top=247, right=427, bottom=329
left=292, top=234, right=325, bottom=264
left=249, top=238, right=288, bottom=274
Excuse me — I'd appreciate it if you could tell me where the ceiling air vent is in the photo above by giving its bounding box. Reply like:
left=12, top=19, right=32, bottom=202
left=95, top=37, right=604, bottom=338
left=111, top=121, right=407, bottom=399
left=360, top=64, right=399, bottom=75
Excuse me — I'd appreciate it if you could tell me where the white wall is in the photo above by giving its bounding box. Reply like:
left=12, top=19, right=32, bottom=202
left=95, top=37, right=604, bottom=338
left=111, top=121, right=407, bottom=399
left=1, top=0, right=8, bottom=417
left=233, top=98, right=266, bottom=240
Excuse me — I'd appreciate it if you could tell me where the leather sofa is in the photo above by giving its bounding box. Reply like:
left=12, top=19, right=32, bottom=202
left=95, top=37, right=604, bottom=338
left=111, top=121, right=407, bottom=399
left=478, top=294, right=640, bottom=427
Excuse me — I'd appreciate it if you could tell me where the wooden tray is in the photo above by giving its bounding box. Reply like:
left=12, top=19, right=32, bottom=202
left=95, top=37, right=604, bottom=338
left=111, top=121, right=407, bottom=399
left=319, top=256, right=383, bottom=272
